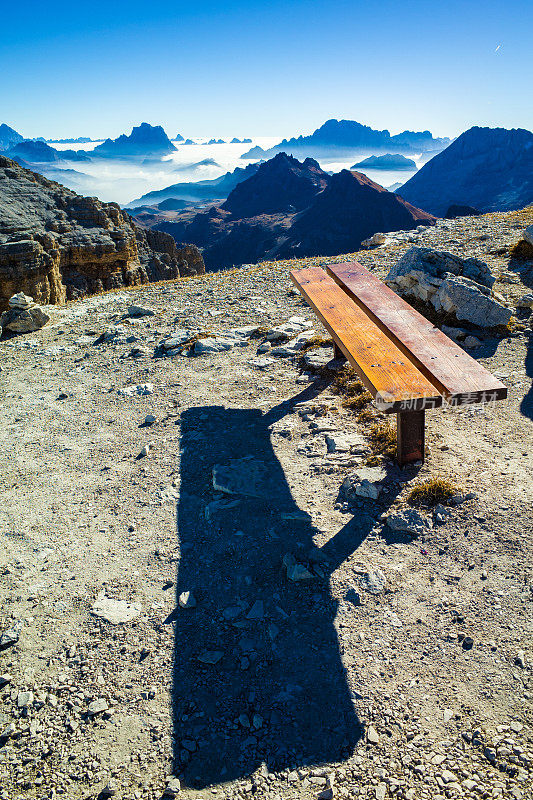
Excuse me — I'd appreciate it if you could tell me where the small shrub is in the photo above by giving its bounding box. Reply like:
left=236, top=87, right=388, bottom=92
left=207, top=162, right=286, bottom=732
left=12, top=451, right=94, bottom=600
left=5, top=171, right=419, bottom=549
left=343, top=392, right=373, bottom=411
left=407, top=476, right=461, bottom=506
left=249, top=326, right=271, bottom=339
left=357, top=407, right=376, bottom=424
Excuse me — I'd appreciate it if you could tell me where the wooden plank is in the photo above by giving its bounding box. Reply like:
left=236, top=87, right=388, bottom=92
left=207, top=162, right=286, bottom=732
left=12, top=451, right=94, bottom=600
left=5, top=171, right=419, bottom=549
left=327, top=261, right=507, bottom=406
left=290, top=267, right=443, bottom=413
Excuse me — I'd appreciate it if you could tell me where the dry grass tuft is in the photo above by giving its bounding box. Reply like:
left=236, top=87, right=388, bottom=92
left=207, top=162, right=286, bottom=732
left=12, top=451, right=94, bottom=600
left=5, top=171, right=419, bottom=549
left=300, top=335, right=334, bottom=353
left=367, top=421, right=397, bottom=460
left=248, top=326, right=271, bottom=339
left=407, top=476, right=461, bottom=506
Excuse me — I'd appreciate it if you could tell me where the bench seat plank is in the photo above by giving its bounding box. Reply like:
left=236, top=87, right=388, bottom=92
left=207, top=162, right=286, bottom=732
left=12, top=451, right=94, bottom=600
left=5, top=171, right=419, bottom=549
left=290, top=267, right=442, bottom=413
left=327, top=261, right=507, bottom=405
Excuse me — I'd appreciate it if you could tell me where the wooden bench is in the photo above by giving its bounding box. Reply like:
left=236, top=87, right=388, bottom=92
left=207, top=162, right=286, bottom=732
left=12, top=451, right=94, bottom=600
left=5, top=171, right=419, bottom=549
left=290, top=261, right=507, bottom=466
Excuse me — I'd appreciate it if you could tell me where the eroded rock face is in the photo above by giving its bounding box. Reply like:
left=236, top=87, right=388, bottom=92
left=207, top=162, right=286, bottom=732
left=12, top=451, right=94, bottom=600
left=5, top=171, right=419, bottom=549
left=0, top=156, right=204, bottom=311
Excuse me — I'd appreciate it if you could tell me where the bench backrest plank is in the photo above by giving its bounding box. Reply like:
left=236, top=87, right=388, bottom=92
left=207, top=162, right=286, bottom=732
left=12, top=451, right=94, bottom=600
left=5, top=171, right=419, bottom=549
left=290, top=267, right=443, bottom=413
left=327, top=261, right=507, bottom=405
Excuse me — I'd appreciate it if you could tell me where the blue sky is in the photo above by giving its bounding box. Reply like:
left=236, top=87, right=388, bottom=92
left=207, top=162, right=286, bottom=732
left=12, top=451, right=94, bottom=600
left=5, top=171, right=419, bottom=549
left=1, top=0, right=532, bottom=140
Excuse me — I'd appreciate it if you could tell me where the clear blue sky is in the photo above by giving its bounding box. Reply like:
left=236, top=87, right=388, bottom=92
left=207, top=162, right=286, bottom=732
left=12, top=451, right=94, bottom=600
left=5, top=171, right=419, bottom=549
left=1, top=0, right=532, bottom=141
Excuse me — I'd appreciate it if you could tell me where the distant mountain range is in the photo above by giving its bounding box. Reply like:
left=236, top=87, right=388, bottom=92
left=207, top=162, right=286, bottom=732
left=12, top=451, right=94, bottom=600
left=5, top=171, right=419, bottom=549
left=241, top=119, right=451, bottom=159
left=397, top=126, right=533, bottom=215
left=152, top=152, right=434, bottom=269
left=128, top=163, right=261, bottom=206
left=7, top=140, right=91, bottom=163
left=92, top=122, right=177, bottom=157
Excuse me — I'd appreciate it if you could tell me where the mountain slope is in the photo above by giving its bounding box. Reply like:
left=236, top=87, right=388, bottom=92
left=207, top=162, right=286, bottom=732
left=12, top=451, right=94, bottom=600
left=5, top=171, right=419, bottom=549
left=278, top=169, right=434, bottom=257
left=0, top=123, right=24, bottom=151
left=398, top=126, right=533, bottom=215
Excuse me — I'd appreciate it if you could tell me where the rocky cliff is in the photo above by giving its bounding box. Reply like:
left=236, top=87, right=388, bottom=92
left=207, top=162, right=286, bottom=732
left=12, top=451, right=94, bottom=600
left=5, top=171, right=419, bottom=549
left=398, top=126, right=533, bottom=215
left=0, top=156, right=204, bottom=310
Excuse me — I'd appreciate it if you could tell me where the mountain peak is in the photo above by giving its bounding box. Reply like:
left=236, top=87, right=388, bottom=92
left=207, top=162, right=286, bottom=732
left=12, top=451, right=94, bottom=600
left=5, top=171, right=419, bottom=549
left=93, top=123, right=176, bottom=157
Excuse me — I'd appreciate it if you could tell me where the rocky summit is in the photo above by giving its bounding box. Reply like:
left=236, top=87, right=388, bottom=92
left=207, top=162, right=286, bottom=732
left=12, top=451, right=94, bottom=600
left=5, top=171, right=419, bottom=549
left=398, top=126, right=533, bottom=216
left=0, top=156, right=204, bottom=310
left=0, top=205, right=532, bottom=800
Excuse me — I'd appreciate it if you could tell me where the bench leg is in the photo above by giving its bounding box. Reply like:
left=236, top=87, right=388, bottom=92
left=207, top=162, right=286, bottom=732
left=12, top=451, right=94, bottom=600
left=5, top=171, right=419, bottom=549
left=333, top=342, right=346, bottom=361
left=397, top=410, right=425, bottom=466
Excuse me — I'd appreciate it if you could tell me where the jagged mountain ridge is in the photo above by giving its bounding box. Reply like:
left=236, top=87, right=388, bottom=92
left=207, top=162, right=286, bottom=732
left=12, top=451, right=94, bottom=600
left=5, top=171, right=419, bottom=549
left=153, top=153, right=435, bottom=269
left=398, top=126, right=533, bottom=215
left=0, top=156, right=204, bottom=309
left=242, top=119, right=451, bottom=159
left=128, top=163, right=261, bottom=207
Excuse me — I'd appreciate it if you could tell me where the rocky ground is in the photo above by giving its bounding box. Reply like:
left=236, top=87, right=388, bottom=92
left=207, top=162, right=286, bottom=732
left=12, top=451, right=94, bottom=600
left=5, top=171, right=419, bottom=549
left=0, top=209, right=532, bottom=800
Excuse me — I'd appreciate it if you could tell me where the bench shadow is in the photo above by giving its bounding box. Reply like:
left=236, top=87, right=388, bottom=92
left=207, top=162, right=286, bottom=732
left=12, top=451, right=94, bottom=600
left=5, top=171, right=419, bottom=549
left=171, top=385, right=402, bottom=789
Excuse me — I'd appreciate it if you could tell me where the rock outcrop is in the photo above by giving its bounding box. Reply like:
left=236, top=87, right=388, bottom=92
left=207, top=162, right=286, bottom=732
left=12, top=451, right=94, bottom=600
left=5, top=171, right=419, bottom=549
left=386, top=247, right=512, bottom=328
left=92, top=123, right=176, bottom=158
left=0, top=156, right=204, bottom=310
left=398, top=126, right=533, bottom=215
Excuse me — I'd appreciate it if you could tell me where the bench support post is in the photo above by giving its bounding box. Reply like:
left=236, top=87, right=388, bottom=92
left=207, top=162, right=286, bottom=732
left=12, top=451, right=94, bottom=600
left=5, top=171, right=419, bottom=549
left=397, top=410, right=425, bottom=466
left=333, top=342, right=346, bottom=362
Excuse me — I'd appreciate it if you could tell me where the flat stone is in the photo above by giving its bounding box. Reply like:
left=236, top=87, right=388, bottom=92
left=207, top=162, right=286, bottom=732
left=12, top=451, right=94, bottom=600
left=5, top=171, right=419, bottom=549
left=91, top=593, right=142, bottom=625
left=386, top=508, right=427, bottom=536
left=194, top=336, right=234, bottom=354
left=128, top=305, right=155, bottom=317
left=163, top=777, right=182, bottom=797
left=246, top=600, right=264, bottom=620
left=17, top=691, right=34, bottom=708
left=0, top=628, right=19, bottom=650
left=197, top=650, right=224, bottom=665
left=88, top=698, right=109, bottom=715
left=250, top=357, right=275, bottom=369
left=342, top=467, right=387, bottom=501
left=325, top=432, right=368, bottom=454
left=360, top=569, right=387, bottom=595
left=8, top=292, right=34, bottom=309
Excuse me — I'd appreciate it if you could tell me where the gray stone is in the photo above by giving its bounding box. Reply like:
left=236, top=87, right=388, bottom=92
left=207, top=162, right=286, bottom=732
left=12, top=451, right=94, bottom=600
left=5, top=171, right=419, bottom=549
left=360, top=569, right=387, bottom=595
left=362, top=232, right=387, bottom=248
left=367, top=725, right=380, bottom=744
left=144, top=414, right=156, bottom=425
left=197, top=650, right=224, bottom=664
left=432, top=275, right=512, bottom=328
left=91, top=593, right=142, bottom=624
left=283, top=553, right=314, bottom=582
left=464, top=335, right=481, bottom=348
left=88, top=698, right=109, bottom=715
left=179, top=591, right=196, bottom=609
left=246, top=600, right=264, bottom=620
left=163, top=778, right=182, bottom=797
left=128, top=304, right=155, bottom=317
left=0, top=628, right=19, bottom=649
left=8, top=292, right=33, bottom=309
left=387, top=246, right=494, bottom=288
left=516, top=292, right=533, bottom=310
left=257, top=341, right=272, bottom=353
left=304, top=348, right=333, bottom=370
left=325, top=432, right=368, bottom=454
left=1, top=305, right=50, bottom=333
left=163, top=329, right=194, bottom=349
left=17, top=691, right=34, bottom=708
left=523, top=225, right=533, bottom=247
left=194, top=336, right=234, bottom=354
left=386, top=509, right=427, bottom=536
left=341, top=467, right=387, bottom=501
left=250, top=357, right=275, bottom=369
